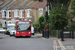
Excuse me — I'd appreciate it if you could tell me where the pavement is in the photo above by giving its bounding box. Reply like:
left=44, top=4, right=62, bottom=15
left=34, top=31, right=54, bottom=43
left=57, top=38, right=75, bottom=50
left=35, top=33, right=75, bottom=50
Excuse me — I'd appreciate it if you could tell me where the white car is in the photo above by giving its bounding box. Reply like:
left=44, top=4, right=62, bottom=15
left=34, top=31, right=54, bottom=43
left=0, top=28, right=6, bottom=33
left=6, top=24, right=16, bottom=36
left=8, top=28, right=16, bottom=36
left=31, top=27, right=34, bottom=35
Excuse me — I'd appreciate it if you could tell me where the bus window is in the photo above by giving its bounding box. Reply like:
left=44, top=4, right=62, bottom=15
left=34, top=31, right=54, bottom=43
left=17, top=21, right=31, bottom=31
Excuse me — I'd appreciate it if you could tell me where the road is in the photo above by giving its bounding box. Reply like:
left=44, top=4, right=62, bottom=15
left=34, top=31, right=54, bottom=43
left=0, top=33, right=58, bottom=50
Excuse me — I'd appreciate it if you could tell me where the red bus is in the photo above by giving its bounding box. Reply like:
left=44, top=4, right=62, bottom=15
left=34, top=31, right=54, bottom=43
left=15, top=20, right=31, bottom=37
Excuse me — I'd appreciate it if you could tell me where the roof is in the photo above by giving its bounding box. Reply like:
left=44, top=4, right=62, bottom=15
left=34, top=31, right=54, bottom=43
left=28, top=0, right=47, bottom=8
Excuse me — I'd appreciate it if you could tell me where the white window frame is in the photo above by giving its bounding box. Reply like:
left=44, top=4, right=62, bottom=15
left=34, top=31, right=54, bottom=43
left=9, top=11, right=11, bottom=18
left=26, top=9, right=31, bottom=18
left=6, top=10, right=11, bottom=18
left=1, top=10, right=6, bottom=18
left=0, top=11, right=1, bottom=18
left=48, top=5, right=50, bottom=15
left=19, top=10, right=22, bottom=18
left=22, top=10, right=24, bottom=18
left=39, top=8, right=43, bottom=17
left=7, top=21, right=12, bottom=24
left=46, top=5, right=50, bottom=15
left=19, top=10, right=24, bottom=18
left=14, top=9, right=19, bottom=18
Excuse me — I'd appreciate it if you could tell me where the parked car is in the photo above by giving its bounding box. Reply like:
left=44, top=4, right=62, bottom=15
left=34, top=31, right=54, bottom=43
left=0, top=28, right=6, bottom=33
left=5, top=24, right=16, bottom=36
left=31, top=26, right=34, bottom=35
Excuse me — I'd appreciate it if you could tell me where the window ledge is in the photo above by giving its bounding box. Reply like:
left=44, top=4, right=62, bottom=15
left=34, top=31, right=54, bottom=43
left=2, top=17, right=5, bottom=19
left=26, top=16, right=32, bottom=18
left=19, top=17, right=24, bottom=19
left=6, top=17, right=11, bottom=19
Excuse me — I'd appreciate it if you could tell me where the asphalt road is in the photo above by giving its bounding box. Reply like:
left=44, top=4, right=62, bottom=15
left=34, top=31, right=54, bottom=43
left=0, top=33, right=58, bottom=50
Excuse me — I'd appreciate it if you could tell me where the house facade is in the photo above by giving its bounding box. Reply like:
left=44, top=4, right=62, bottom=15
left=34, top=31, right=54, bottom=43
left=0, top=0, right=48, bottom=27
left=0, top=9, right=26, bottom=27
left=27, top=0, right=48, bottom=23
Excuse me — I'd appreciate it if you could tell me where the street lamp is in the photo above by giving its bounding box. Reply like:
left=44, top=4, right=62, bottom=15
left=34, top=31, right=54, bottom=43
left=44, top=0, right=50, bottom=38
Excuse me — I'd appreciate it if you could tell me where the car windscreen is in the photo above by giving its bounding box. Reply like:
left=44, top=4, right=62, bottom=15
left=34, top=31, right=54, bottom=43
left=7, top=26, right=15, bottom=30
left=17, top=21, right=31, bottom=32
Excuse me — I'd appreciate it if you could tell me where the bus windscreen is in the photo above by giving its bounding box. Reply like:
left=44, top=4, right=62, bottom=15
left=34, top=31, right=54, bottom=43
left=17, top=21, right=31, bottom=31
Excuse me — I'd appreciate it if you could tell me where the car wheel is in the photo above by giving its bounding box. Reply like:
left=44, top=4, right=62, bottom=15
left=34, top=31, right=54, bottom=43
left=5, top=31, right=9, bottom=35
left=7, top=31, right=10, bottom=35
left=33, top=33, right=34, bottom=35
left=10, top=35, right=12, bottom=37
left=32, top=33, right=34, bottom=35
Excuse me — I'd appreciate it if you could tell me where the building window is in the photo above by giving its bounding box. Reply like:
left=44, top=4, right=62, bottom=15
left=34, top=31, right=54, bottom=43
left=14, top=10, right=18, bottom=17
left=39, top=8, right=43, bottom=17
left=0, top=12, right=1, bottom=18
left=46, top=5, right=50, bottom=15
left=2, top=10, right=6, bottom=18
left=19, top=11, right=21, bottom=17
left=27, top=10, right=29, bottom=17
left=27, top=9, right=31, bottom=17
left=9, top=12, right=11, bottom=17
left=22, top=11, right=24, bottom=17
left=4, top=11, right=6, bottom=17
left=29, top=10, right=31, bottom=16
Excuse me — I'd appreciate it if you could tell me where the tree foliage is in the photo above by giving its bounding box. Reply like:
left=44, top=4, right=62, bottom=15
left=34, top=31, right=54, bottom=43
left=39, top=15, right=46, bottom=30
left=34, top=15, right=46, bottom=31
left=33, top=0, right=42, bottom=2
left=33, top=0, right=70, bottom=31
left=68, top=0, right=75, bottom=30
left=71, top=0, right=75, bottom=16
left=49, top=7, right=68, bottom=30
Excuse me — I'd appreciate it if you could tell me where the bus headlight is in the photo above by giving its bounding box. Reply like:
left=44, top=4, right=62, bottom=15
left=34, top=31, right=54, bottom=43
left=17, top=32, right=19, bottom=34
left=29, top=32, right=31, bottom=34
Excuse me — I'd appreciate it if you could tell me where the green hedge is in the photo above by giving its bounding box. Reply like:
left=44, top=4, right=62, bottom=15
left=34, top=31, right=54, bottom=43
left=1, top=27, right=7, bottom=29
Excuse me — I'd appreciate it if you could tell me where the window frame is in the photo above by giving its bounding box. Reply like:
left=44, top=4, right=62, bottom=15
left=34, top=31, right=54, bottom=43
left=14, top=9, right=19, bottom=18
left=39, top=8, right=43, bottom=17
left=26, top=9, right=31, bottom=18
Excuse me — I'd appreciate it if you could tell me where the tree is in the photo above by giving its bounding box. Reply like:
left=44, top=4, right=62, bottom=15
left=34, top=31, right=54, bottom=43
left=49, top=7, right=68, bottom=30
left=38, top=15, right=46, bottom=30
left=34, top=15, right=46, bottom=32
left=33, top=0, right=42, bottom=2
left=70, top=0, right=75, bottom=39
left=71, top=0, right=75, bottom=16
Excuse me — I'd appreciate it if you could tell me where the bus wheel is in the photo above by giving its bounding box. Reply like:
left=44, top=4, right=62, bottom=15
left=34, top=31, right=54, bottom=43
left=15, top=36, right=17, bottom=38
left=10, top=35, right=12, bottom=37
left=15, top=36, right=19, bottom=38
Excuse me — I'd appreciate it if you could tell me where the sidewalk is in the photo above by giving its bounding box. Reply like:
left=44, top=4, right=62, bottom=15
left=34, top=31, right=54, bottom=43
left=58, top=38, right=75, bottom=50
left=34, top=33, right=43, bottom=38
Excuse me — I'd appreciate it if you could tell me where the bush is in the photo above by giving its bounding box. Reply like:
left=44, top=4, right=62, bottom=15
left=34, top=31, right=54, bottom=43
left=1, top=27, right=7, bottom=29
left=34, top=15, right=46, bottom=32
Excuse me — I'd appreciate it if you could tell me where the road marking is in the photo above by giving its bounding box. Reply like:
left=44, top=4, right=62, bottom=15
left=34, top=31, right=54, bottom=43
left=58, top=40, right=66, bottom=50
left=53, top=40, right=57, bottom=50
left=58, top=40, right=75, bottom=50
